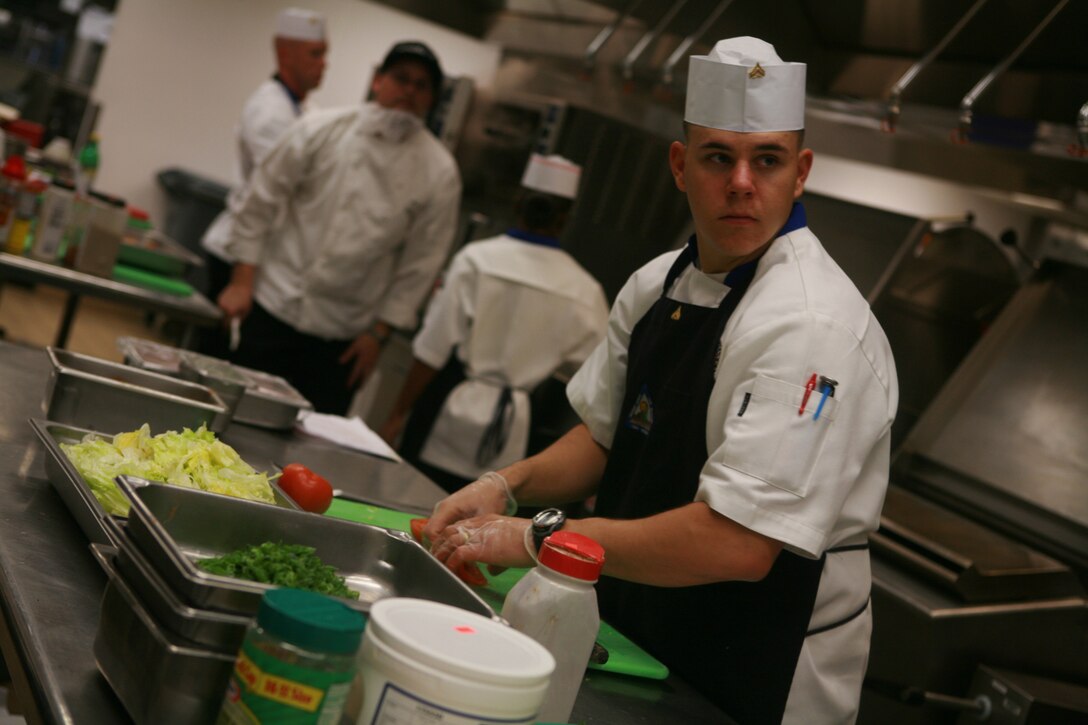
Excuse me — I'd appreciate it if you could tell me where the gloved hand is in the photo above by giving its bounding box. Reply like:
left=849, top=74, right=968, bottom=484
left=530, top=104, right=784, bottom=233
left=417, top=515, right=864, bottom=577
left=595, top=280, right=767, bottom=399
left=429, top=514, right=533, bottom=576
left=423, top=471, right=517, bottom=543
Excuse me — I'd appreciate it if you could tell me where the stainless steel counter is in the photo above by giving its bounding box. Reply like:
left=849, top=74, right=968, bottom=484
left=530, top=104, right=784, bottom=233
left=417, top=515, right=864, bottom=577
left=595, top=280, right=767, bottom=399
left=0, top=341, right=731, bottom=724
left=0, top=253, right=222, bottom=348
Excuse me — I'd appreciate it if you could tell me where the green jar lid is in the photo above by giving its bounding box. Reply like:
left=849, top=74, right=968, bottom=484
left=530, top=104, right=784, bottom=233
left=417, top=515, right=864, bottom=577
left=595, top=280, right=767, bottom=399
left=257, top=588, right=366, bottom=655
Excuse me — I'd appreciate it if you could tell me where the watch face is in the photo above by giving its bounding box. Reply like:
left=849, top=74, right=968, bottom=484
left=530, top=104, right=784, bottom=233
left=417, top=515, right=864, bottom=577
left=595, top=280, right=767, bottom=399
left=533, top=508, right=564, bottom=530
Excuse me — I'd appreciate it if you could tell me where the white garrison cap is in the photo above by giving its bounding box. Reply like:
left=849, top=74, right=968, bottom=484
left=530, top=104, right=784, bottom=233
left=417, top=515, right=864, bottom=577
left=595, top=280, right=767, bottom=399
left=685, top=37, right=806, bottom=132
left=521, top=154, right=582, bottom=200
left=276, top=8, right=326, bottom=42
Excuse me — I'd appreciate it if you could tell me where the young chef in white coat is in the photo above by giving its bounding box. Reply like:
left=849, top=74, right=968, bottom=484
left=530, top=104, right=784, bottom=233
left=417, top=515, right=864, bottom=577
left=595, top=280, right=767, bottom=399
left=200, top=7, right=328, bottom=329
left=379, top=155, right=609, bottom=492
left=218, top=41, right=461, bottom=415
left=421, top=37, right=898, bottom=724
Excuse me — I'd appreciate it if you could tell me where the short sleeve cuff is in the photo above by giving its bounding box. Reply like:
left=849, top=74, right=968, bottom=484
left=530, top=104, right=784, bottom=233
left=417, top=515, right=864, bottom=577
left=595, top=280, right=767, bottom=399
left=695, top=463, right=828, bottom=559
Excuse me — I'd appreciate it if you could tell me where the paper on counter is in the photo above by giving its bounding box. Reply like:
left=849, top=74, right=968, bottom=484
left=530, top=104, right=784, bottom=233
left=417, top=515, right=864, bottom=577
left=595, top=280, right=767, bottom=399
left=295, top=410, right=401, bottom=462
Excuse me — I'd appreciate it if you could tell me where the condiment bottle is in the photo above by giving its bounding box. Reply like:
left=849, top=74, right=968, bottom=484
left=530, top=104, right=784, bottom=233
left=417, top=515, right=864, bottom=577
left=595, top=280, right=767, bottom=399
left=501, top=530, right=605, bottom=723
left=4, top=179, right=45, bottom=254
left=217, top=588, right=366, bottom=725
left=77, top=133, right=99, bottom=196
left=29, top=179, right=75, bottom=262
left=0, top=155, right=27, bottom=245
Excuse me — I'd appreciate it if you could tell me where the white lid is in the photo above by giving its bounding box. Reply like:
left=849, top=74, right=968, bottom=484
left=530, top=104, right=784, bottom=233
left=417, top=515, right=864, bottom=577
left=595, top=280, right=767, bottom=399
left=520, top=154, right=581, bottom=200
left=685, top=36, right=806, bottom=132
left=276, top=7, right=326, bottom=42
left=368, top=599, right=554, bottom=687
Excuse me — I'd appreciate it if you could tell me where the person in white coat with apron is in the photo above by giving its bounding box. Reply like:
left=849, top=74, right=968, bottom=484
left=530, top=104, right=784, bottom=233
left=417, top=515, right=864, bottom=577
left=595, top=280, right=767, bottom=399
left=379, top=154, right=609, bottom=492
left=198, top=7, right=327, bottom=356
left=420, top=37, right=898, bottom=724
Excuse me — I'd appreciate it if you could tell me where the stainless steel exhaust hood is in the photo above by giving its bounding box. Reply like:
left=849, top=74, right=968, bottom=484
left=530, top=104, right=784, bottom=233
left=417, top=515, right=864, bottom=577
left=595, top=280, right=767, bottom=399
left=375, top=0, right=1087, bottom=207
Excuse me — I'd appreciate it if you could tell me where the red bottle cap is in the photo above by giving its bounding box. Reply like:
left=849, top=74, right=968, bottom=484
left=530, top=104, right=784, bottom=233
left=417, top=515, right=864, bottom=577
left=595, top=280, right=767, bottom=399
left=539, top=530, right=605, bottom=582
left=2, top=155, right=26, bottom=180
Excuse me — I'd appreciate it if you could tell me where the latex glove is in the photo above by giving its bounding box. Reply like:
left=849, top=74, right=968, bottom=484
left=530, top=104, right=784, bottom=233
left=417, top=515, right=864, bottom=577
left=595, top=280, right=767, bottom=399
left=338, top=332, right=382, bottom=389
left=430, top=514, right=533, bottom=576
left=423, top=471, right=517, bottom=542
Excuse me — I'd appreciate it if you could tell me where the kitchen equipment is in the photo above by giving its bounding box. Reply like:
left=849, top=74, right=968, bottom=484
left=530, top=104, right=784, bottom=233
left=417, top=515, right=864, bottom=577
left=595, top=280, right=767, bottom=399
left=29, top=419, right=299, bottom=546
left=112, top=263, right=195, bottom=296
left=103, top=519, right=251, bottom=653
left=116, top=337, right=313, bottom=430
left=90, top=541, right=235, bottom=725
left=44, top=346, right=229, bottom=434
left=230, top=363, right=313, bottom=429
left=177, top=351, right=247, bottom=423
left=324, top=498, right=670, bottom=680
left=117, top=229, right=203, bottom=277
left=117, top=477, right=496, bottom=620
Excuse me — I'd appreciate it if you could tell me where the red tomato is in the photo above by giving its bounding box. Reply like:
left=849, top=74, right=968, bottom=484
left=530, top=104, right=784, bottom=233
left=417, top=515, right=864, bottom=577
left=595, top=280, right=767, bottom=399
left=278, top=463, right=333, bottom=514
left=409, top=518, right=487, bottom=587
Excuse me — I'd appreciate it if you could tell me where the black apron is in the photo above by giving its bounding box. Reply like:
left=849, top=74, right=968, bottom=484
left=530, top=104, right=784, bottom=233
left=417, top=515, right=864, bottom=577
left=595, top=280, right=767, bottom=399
left=594, top=246, right=825, bottom=724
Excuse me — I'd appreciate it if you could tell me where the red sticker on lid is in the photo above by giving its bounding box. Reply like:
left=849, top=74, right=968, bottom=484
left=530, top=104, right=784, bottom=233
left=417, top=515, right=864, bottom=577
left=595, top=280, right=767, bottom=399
left=454, top=626, right=476, bottom=634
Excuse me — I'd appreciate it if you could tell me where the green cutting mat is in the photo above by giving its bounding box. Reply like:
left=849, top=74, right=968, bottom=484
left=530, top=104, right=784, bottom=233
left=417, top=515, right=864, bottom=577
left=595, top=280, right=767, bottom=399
left=113, top=263, right=194, bottom=296
left=326, top=498, right=669, bottom=681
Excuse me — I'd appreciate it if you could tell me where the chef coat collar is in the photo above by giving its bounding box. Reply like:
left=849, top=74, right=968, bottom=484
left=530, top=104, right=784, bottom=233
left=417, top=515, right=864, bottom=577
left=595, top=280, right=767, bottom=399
left=506, top=227, right=561, bottom=249
left=686, top=202, right=807, bottom=285
left=273, top=73, right=303, bottom=114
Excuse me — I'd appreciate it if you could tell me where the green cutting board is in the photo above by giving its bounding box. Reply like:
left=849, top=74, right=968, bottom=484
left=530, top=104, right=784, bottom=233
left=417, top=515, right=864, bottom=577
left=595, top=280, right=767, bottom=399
left=325, top=498, right=670, bottom=681
left=113, top=263, right=194, bottom=296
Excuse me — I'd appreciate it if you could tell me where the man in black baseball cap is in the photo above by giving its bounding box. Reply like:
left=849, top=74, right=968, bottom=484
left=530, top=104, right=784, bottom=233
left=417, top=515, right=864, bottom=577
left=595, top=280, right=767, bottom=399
left=376, top=41, right=444, bottom=110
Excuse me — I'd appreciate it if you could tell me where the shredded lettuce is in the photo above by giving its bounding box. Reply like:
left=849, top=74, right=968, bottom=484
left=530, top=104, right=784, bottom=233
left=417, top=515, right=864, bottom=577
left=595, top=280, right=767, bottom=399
left=60, top=424, right=276, bottom=516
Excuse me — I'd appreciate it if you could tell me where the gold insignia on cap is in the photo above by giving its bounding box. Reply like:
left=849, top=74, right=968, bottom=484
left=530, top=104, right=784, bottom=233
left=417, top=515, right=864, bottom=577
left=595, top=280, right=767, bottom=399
left=671, top=306, right=682, bottom=321
left=748, top=63, right=766, bottom=80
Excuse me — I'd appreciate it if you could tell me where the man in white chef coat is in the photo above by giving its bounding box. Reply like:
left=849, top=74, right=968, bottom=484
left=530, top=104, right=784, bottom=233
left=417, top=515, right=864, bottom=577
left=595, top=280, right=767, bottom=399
left=199, top=7, right=327, bottom=357
left=422, top=37, right=898, bottom=724
left=379, top=154, right=609, bottom=493
left=218, top=41, right=462, bottom=415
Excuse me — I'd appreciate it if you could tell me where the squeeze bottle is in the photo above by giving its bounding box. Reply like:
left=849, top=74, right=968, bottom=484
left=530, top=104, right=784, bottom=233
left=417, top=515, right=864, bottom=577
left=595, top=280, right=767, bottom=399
left=502, top=530, right=605, bottom=723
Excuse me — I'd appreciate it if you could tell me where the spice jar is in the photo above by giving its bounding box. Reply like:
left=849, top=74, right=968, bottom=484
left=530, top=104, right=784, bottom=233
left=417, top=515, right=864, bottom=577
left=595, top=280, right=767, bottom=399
left=217, top=588, right=366, bottom=725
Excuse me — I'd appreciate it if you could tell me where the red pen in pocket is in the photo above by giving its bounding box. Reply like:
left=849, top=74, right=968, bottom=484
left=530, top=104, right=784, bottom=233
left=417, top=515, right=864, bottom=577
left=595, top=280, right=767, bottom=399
left=799, top=373, right=818, bottom=415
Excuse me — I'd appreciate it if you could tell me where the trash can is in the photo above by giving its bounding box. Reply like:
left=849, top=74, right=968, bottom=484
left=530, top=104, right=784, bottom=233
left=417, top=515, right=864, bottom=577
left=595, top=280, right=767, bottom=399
left=156, top=168, right=229, bottom=294
left=156, top=168, right=228, bottom=252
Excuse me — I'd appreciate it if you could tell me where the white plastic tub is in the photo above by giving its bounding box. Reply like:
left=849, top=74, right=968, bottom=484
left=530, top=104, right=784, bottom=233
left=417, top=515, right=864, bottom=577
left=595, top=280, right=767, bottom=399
left=356, top=598, right=554, bottom=724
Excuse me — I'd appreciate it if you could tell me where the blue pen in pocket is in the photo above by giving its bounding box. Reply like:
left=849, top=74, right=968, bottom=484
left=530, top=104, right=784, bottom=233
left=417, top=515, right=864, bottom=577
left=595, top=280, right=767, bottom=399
left=813, top=376, right=838, bottom=421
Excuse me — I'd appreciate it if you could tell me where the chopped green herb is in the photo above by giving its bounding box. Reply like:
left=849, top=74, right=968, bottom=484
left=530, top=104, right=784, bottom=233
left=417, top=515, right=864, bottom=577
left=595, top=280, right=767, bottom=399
left=196, top=542, right=358, bottom=600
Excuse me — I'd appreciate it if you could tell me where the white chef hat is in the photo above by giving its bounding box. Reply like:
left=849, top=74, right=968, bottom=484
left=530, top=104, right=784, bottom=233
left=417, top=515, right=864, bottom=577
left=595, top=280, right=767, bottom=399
left=520, top=154, right=582, bottom=200
left=685, top=37, right=806, bottom=132
left=275, top=7, right=326, bottom=42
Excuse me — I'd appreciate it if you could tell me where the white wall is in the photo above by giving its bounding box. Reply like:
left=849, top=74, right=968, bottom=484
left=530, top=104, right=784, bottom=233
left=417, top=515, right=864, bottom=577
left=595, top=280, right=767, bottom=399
left=93, top=0, right=501, bottom=222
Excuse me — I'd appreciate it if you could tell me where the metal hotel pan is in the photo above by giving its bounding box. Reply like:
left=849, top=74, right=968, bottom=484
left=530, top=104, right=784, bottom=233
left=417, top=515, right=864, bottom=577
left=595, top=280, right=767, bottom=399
left=118, top=337, right=313, bottom=429
left=44, top=346, right=230, bottom=434
left=28, top=419, right=299, bottom=546
left=117, top=476, right=496, bottom=619
left=103, top=518, right=251, bottom=653
left=89, top=542, right=234, bottom=725
left=229, top=363, right=313, bottom=429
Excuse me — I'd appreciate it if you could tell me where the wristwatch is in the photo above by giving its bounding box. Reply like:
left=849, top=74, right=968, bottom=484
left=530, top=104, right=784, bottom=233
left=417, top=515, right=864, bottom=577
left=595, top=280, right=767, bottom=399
left=366, top=324, right=392, bottom=345
left=531, top=508, right=567, bottom=553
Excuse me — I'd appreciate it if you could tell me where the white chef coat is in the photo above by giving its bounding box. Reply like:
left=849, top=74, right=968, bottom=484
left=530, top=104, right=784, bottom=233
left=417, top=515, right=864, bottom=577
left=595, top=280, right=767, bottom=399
left=412, top=233, right=609, bottom=480
left=568, top=221, right=897, bottom=724
left=225, top=102, right=462, bottom=339
left=202, top=78, right=307, bottom=262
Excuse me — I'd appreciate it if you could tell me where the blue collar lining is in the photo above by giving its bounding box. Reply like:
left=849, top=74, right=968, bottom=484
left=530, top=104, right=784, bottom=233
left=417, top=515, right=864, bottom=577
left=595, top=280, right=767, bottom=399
left=273, top=74, right=303, bottom=114
left=506, top=228, right=562, bottom=248
left=685, top=201, right=807, bottom=284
